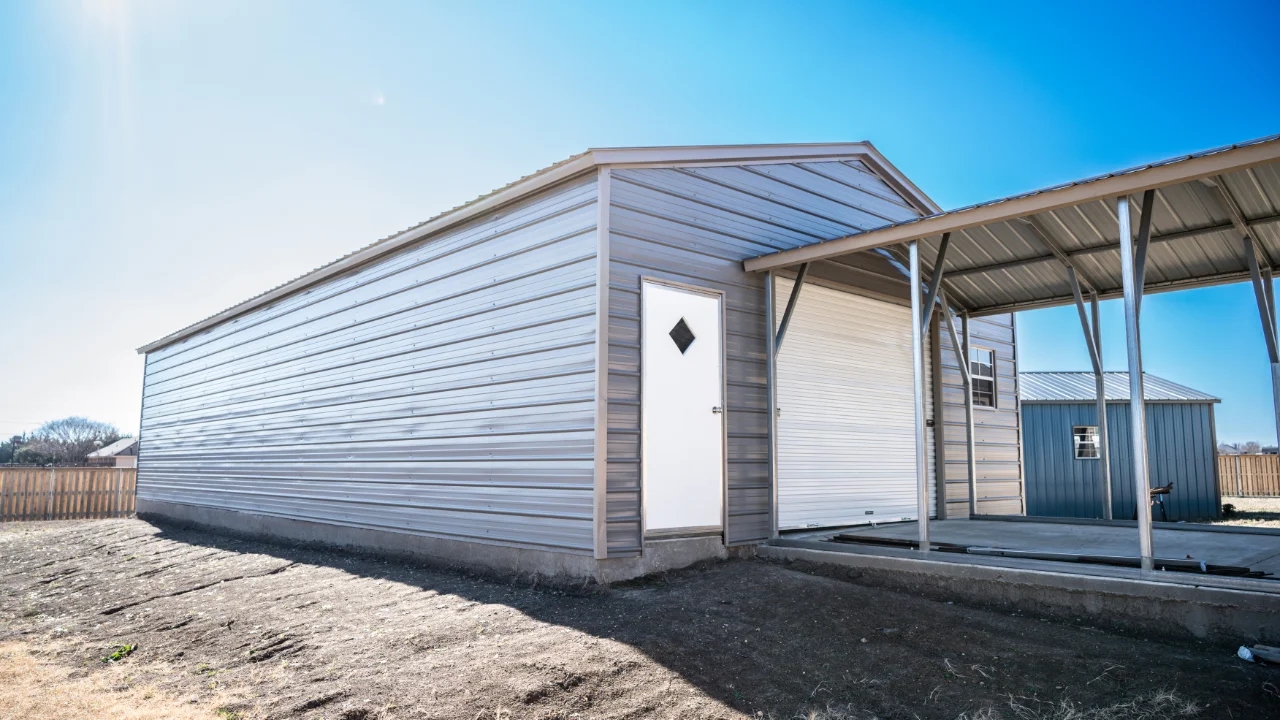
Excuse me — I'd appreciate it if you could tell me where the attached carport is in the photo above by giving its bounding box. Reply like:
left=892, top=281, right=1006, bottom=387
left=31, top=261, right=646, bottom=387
left=748, top=134, right=1280, bottom=573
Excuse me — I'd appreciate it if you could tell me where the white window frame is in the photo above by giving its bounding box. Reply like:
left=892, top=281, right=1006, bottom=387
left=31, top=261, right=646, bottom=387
left=1073, top=425, right=1100, bottom=460
left=969, top=346, right=997, bottom=409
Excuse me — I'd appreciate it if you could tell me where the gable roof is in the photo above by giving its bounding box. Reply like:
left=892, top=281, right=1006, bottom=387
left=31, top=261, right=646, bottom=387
left=138, top=142, right=934, bottom=354
left=1019, top=371, right=1220, bottom=403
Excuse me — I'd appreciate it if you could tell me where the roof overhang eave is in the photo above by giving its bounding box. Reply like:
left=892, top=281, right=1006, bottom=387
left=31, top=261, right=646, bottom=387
left=742, top=135, right=1280, bottom=274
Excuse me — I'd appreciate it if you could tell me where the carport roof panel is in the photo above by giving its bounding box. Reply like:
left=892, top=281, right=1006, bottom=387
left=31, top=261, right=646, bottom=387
left=744, top=135, right=1280, bottom=316
left=1019, top=372, right=1220, bottom=403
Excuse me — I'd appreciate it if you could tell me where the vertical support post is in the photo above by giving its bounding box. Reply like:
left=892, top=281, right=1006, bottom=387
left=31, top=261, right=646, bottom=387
left=1091, top=292, right=1112, bottom=519
left=909, top=241, right=930, bottom=550
left=1266, top=267, right=1280, bottom=451
left=1118, top=196, right=1154, bottom=570
left=945, top=304, right=978, bottom=517
left=1069, top=267, right=1112, bottom=520
left=962, top=312, right=977, bottom=516
left=765, top=270, right=780, bottom=538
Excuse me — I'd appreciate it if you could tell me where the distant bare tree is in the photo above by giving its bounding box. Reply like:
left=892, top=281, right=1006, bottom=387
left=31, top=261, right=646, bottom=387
left=1242, top=441, right=1263, bottom=454
left=20, top=417, right=122, bottom=465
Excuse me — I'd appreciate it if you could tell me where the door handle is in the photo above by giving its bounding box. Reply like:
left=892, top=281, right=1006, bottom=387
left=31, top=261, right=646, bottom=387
left=711, top=406, right=723, bottom=414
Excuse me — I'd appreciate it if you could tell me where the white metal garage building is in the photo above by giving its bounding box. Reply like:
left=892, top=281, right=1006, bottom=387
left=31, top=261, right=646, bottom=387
left=139, top=134, right=1280, bottom=581
left=137, top=142, right=1022, bottom=581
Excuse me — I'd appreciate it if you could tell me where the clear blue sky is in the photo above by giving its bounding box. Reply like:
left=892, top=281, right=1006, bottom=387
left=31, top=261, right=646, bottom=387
left=1, top=1, right=1277, bottom=442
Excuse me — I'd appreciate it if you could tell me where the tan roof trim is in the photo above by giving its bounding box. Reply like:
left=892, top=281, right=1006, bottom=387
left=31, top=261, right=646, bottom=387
left=743, top=135, right=1280, bottom=273
left=138, top=142, right=932, bottom=355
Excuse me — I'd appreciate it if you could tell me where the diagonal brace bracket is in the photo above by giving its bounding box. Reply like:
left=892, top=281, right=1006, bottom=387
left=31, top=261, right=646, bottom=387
left=1244, top=237, right=1280, bottom=364
left=1068, top=267, right=1103, bottom=373
left=774, top=263, right=809, bottom=355
left=1133, top=189, right=1155, bottom=316
left=920, top=233, right=951, bottom=332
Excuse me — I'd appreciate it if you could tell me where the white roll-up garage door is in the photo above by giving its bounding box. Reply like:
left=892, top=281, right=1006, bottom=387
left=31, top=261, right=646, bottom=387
left=775, top=277, right=936, bottom=530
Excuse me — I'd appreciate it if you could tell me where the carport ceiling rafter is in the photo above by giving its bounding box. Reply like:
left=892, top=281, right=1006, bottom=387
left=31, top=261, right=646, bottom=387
left=743, top=135, right=1280, bottom=316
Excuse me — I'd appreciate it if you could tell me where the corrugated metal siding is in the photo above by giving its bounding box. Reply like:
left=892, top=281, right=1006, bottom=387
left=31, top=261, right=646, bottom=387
left=1022, top=402, right=1220, bottom=521
left=138, top=175, right=601, bottom=553
left=1020, top=372, right=1220, bottom=403
left=604, top=161, right=922, bottom=554
left=936, top=314, right=1025, bottom=517
left=774, top=277, right=936, bottom=528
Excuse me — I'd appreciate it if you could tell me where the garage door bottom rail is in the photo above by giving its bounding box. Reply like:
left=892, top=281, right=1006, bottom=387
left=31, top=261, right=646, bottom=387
left=827, top=533, right=1272, bottom=579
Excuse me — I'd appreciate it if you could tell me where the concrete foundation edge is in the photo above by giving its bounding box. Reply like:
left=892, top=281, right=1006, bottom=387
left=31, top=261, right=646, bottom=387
left=136, top=499, right=733, bottom=583
left=759, top=544, right=1280, bottom=643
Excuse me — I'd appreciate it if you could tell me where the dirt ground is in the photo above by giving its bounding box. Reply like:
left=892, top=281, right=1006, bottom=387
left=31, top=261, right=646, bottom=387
left=1214, top=496, right=1280, bottom=529
left=2, top=520, right=1278, bottom=719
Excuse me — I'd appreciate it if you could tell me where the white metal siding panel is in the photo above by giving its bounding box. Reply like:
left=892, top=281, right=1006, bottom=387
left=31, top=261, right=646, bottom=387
left=138, top=176, right=600, bottom=553
left=774, top=277, right=936, bottom=529
left=604, top=162, right=921, bottom=554
left=937, top=313, right=1025, bottom=517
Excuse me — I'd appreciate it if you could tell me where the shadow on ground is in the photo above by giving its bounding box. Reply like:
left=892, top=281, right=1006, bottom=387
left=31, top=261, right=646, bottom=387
left=2, top=518, right=1277, bottom=719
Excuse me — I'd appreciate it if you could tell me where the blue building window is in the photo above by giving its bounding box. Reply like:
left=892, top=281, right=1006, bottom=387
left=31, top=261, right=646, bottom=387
left=1073, top=425, right=1099, bottom=459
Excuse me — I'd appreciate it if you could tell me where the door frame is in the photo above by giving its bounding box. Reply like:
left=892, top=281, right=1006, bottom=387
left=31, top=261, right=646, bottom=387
left=638, top=276, right=729, bottom=542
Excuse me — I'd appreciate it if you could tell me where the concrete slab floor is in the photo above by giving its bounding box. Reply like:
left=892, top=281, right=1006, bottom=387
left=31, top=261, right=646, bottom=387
left=797, top=519, right=1280, bottom=576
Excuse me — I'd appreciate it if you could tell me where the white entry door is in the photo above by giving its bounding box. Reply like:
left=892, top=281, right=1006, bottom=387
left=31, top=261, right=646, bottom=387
left=641, top=281, right=725, bottom=535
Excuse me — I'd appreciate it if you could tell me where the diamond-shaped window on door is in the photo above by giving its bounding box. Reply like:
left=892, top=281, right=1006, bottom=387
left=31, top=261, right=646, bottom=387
left=669, top=317, right=696, bottom=354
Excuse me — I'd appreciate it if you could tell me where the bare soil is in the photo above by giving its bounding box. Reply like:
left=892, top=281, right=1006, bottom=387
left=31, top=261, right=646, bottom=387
left=2, top=519, right=1277, bottom=719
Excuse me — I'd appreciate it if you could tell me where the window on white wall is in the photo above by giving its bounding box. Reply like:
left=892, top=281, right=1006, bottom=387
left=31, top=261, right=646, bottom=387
left=970, top=347, right=996, bottom=407
left=1073, top=425, right=1100, bottom=459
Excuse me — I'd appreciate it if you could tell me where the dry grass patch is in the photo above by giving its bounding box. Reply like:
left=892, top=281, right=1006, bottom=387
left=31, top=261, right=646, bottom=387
left=0, top=641, right=246, bottom=720
left=968, top=690, right=1199, bottom=720
left=1216, top=496, right=1280, bottom=528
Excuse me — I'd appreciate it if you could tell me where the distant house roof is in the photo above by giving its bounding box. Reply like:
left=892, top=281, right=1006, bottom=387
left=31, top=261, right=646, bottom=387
left=87, top=437, right=138, bottom=458
left=1019, top=372, right=1220, bottom=403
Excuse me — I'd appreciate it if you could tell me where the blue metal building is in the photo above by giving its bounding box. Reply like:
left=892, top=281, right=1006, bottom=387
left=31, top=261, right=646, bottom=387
left=1020, top=372, right=1221, bottom=521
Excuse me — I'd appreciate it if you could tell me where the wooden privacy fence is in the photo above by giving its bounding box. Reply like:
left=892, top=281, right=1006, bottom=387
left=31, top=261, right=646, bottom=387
left=0, top=467, right=137, bottom=522
left=1218, top=454, right=1280, bottom=497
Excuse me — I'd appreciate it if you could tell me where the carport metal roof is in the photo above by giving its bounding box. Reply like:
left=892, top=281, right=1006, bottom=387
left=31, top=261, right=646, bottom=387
left=744, top=135, right=1280, bottom=316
